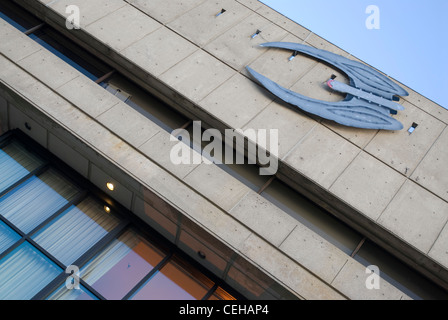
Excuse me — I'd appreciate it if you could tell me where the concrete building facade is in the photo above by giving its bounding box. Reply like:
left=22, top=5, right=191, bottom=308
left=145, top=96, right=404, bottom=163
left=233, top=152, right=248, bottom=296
left=0, top=0, right=447, bottom=300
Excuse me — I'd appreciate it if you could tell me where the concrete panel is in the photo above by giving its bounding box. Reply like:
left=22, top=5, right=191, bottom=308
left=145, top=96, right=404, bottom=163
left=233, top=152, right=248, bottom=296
left=0, top=55, right=71, bottom=112
left=330, top=151, right=407, bottom=221
left=133, top=195, right=178, bottom=243
left=127, top=0, right=206, bottom=24
left=284, top=124, right=361, bottom=189
left=96, top=101, right=161, bottom=148
left=243, top=99, right=318, bottom=160
left=365, top=101, right=446, bottom=176
left=429, top=221, right=448, bottom=270
left=85, top=4, right=162, bottom=52
left=321, top=121, right=378, bottom=149
left=411, top=126, right=448, bottom=201
left=228, top=253, right=297, bottom=300
left=38, top=0, right=54, bottom=4
left=226, top=257, right=283, bottom=300
left=120, top=26, right=198, bottom=77
left=140, top=186, right=180, bottom=225
left=48, top=0, right=127, bottom=28
left=48, top=132, right=89, bottom=178
left=229, top=191, right=297, bottom=246
left=90, top=162, right=134, bottom=210
left=56, top=76, right=120, bottom=118
left=167, top=0, right=252, bottom=47
left=9, top=104, right=47, bottom=148
left=331, top=259, right=407, bottom=300
left=199, top=73, right=274, bottom=129
left=255, top=4, right=310, bottom=41
left=182, top=217, right=236, bottom=265
left=377, top=180, right=448, bottom=254
left=235, top=0, right=263, bottom=11
left=0, top=20, right=41, bottom=62
left=304, top=33, right=350, bottom=56
left=400, top=85, right=448, bottom=124
left=245, top=33, right=318, bottom=89
left=136, top=165, right=252, bottom=250
left=240, top=234, right=346, bottom=300
left=183, top=162, right=251, bottom=212
left=203, top=12, right=288, bottom=71
left=279, top=224, right=348, bottom=284
left=139, top=130, right=200, bottom=179
left=178, top=228, right=229, bottom=278
left=159, top=50, right=235, bottom=103
left=16, top=49, right=80, bottom=90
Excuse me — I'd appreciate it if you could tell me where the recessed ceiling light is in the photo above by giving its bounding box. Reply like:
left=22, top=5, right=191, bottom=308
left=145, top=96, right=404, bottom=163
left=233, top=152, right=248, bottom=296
left=104, top=205, right=111, bottom=213
left=106, top=182, right=115, bottom=191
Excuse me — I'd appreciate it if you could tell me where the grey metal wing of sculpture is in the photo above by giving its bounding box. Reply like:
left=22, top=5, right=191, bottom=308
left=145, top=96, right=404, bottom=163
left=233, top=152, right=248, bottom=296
left=246, top=42, right=409, bottom=131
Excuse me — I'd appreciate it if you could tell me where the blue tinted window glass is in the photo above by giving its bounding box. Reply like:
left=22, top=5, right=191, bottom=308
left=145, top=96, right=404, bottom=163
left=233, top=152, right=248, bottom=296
left=0, top=169, right=79, bottom=234
left=0, top=220, right=20, bottom=255
left=47, top=284, right=98, bottom=301
left=32, top=197, right=120, bottom=266
left=0, top=242, right=61, bottom=300
left=0, top=141, right=43, bottom=194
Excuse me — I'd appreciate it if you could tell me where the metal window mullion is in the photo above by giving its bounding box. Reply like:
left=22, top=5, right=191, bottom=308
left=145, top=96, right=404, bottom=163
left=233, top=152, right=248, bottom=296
left=30, top=220, right=129, bottom=301
left=121, top=252, right=173, bottom=300
left=0, top=163, right=49, bottom=199
left=27, top=190, right=89, bottom=237
left=26, top=217, right=131, bottom=281
left=31, top=271, right=107, bottom=301
left=79, top=278, right=107, bottom=300
left=257, top=175, right=276, bottom=195
left=94, top=69, right=116, bottom=84
left=26, top=235, right=68, bottom=271
left=70, top=219, right=130, bottom=271
left=351, top=237, right=367, bottom=258
left=31, top=272, right=72, bottom=301
left=24, top=22, right=45, bottom=35
left=202, top=284, right=218, bottom=301
left=0, top=238, right=26, bottom=262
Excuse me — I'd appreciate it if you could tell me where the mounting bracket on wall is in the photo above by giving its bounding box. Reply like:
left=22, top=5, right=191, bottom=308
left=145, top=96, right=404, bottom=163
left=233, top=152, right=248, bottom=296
left=247, top=42, right=409, bottom=131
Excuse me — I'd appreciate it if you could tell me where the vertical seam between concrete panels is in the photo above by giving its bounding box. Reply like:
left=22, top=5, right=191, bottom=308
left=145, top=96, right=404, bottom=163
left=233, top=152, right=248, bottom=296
left=409, top=124, right=447, bottom=178
left=277, top=224, right=298, bottom=248
left=374, top=178, right=408, bottom=223
left=82, top=2, right=128, bottom=29
left=327, top=148, right=362, bottom=191
left=329, top=259, right=348, bottom=285
left=281, top=124, right=317, bottom=161
left=125, top=0, right=207, bottom=26
left=428, top=219, right=448, bottom=255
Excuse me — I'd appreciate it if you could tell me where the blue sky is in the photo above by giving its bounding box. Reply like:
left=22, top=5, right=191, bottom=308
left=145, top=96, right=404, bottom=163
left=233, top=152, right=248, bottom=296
left=260, top=0, right=448, bottom=109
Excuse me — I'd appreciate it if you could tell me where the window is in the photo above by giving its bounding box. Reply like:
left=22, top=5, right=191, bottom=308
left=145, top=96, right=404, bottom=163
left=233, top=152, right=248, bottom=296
left=0, top=132, right=241, bottom=300
left=130, top=256, right=215, bottom=300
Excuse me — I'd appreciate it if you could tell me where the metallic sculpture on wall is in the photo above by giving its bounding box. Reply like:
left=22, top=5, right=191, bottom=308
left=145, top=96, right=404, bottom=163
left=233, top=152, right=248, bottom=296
left=246, top=42, right=409, bottom=130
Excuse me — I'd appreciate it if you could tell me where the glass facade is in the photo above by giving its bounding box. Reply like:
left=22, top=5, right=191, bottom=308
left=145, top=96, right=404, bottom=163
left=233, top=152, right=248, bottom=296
left=0, top=134, right=240, bottom=300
